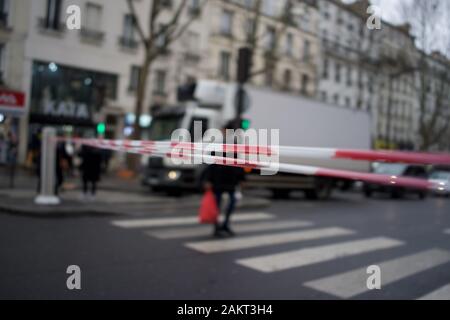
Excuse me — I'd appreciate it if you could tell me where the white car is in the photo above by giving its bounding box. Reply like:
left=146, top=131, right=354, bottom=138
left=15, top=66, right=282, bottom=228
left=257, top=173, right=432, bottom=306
left=429, top=171, right=450, bottom=197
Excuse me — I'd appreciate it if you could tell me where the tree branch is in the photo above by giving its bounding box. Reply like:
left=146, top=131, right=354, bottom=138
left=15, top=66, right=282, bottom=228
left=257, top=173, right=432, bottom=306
left=126, top=0, right=148, bottom=46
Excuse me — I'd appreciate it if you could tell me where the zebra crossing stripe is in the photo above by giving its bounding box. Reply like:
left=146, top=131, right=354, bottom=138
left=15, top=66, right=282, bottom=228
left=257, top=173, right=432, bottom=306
left=444, top=229, right=450, bottom=235
left=304, top=249, right=450, bottom=299
left=111, top=212, right=274, bottom=229
left=147, top=220, right=314, bottom=240
left=185, top=227, right=355, bottom=253
left=418, top=283, right=450, bottom=300
left=236, top=237, right=404, bottom=273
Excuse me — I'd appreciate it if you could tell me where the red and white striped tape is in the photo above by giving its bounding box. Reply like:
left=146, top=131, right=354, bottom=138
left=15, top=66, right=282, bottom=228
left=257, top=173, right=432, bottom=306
left=62, top=138, right=444, bottom=191
left=67, top=138, right=450, bottom=165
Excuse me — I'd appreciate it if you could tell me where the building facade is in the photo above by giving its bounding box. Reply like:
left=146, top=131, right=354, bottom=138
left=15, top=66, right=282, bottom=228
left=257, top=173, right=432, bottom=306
left=0, top=0, right=448, bottom=166
left=316, top=0, right=420, bottom=149
left=1, top=0, right=321, bottom=164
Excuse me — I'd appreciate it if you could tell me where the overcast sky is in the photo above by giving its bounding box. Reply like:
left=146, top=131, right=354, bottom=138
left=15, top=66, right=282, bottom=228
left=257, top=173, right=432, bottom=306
left=343, top=0, right=449, bottom=56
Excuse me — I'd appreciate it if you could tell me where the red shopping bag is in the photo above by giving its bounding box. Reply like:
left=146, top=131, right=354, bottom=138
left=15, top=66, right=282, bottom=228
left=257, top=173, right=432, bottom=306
left=198, top=189, right=219, bottom=224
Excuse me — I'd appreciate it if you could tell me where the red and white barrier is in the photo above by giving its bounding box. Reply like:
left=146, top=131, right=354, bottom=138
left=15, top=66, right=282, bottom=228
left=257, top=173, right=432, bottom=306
left=62, top=138, right=447, bottom=191
left=66, top=138, right=450, bottom=166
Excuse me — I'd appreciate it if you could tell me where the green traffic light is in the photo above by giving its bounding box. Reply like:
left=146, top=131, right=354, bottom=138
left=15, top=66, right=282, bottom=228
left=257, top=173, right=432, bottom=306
left=241, top=119, right=251, bottom=130
left=97, top=122, right=106, bottom=134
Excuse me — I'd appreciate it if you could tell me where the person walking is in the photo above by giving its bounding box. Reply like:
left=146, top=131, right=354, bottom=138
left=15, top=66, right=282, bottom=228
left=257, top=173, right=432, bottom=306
left=79, top=145, right=102, bottom=200
left=204, top=124, right=246, bottom=237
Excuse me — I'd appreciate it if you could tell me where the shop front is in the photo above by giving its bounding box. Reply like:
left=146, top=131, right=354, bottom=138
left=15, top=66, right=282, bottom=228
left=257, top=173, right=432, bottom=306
left=0, top=88, right=26, bottom=165
left=27, top=60, right=119, bottom=152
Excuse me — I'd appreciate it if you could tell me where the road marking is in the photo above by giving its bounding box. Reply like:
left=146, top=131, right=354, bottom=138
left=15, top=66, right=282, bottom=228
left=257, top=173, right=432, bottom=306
left=111, top=212, right=274, bottom=229
left=418, top=283, right=450, bottom=300
left=185, top=227, right=355, bottom=253
left=237, top=237, right=404, bottom=273
left=304, top=249, right=450, bottom=299
left=444, top=229, right=450, bottom=235
left=147, top=220, right=314, bottom=240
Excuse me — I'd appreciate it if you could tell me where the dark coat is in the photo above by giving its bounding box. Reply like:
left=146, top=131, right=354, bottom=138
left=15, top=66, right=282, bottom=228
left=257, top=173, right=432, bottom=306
left=79, top=145, right=102, bottom=182
left=204, top=164, right=245, bottom=192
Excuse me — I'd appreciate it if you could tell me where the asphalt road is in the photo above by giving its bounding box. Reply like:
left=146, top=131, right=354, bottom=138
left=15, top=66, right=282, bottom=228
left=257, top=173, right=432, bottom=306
left=1, top=191, right=449, bottom=300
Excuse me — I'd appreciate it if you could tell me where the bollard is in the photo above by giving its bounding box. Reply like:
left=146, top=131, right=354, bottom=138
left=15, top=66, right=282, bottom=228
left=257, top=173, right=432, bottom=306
left=35, top=127, right=60, bottom=205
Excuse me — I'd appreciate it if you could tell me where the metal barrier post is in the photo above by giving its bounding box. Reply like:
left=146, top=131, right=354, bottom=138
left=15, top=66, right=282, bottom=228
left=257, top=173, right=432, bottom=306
left=34, top=127, right=60, bottom=205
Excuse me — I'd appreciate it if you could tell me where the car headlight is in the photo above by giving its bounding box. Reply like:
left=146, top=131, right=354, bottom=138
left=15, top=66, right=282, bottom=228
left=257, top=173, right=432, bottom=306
left=167, top=171, right=181, bottom=181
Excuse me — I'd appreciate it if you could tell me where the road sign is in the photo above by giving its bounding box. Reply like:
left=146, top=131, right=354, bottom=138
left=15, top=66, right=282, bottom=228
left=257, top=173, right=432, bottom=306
left=0, top=89, right=26, bottom=115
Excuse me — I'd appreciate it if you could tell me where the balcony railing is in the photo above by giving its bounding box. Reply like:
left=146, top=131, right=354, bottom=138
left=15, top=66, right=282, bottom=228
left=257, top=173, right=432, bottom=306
left=119, top=36, right=139, bottom=50
left=80, top=28, right=105, bottom=43
left=37, top=17, right=66, bottom=34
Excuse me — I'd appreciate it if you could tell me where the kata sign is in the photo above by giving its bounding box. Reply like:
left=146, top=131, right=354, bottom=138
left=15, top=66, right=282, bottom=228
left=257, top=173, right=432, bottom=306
left=0, top=89, right=26, bottom=115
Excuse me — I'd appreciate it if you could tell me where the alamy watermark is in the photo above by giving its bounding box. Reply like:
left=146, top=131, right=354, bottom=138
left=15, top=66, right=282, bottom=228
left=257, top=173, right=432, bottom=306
left=66, top=5, right=81, bottom=30
left=366, top=265, right=382, bottom=290
left=66, top=265, right=81, bottom=290
left=63, top=3, right=382, bottom=31
left=169, top=122, right=280, bottom=176
left=367, top=5, right=382, bottom=30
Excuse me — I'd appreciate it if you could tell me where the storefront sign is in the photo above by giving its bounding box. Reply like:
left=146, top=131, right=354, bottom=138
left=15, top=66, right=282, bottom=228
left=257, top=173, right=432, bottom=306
left=43, top=101, right=90, bottom=119
left=0, top=90, right=26, bottom=115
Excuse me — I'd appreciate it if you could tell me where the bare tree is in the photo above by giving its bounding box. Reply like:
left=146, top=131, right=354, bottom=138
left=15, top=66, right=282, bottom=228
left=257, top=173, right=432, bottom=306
left=400, top=0, right=450, bottom=150
left=239, top=0, right=297, bottom=87
left=126, top=0, right=205, bottom=142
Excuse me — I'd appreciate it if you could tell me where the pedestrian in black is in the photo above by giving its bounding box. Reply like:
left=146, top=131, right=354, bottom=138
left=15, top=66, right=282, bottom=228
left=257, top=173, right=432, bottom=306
left=79, top=145, right=102, bottom=200
left=204, top=124, right=246, bottom=237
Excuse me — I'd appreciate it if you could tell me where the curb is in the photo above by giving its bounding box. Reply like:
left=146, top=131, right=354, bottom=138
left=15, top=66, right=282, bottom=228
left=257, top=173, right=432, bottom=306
left=0, top=197, right=271, bottom=218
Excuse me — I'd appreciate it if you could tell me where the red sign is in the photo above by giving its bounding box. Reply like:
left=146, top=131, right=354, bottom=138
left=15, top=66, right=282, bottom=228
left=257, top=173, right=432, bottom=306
left=0, top=89, right=26, bottom=114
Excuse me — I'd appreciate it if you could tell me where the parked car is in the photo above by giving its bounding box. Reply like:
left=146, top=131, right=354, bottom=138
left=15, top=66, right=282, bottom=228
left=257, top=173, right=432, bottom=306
left=363, top=163, right=428, bottom=199
left=428, top=170, right=450, bottom=197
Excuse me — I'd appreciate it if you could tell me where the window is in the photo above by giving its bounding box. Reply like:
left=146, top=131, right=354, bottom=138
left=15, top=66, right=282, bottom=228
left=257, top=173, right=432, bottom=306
left=220, top=10, right=233, bottom=36
left=283, top=69, right=292, bottom=90
left=219, top=51, right=231, bottom=80
left=45, top=0, right=63, bottom=30
left=245, top=18, right=255, bottom=42
left=285, top=33, right=294, bottom=57
left=346, top=66, right=352, bottom=86
left=121, top=14, right=138, bottom=48
left=156, top=24, right=168, bottom=49
left=155, top=70, right=167, bottom=95
left=85, top=3, right=102, bottom=31
left=303, top=40, right=311, bottom=62
left=0, top=0, right=10, bottom=28
left=123, top=14, right=135, bottom=40
left=265, top=26, right=276, bottom=50
left=335, top=62, right=341, bottom=83
left=129, top=66, right=141, bottom=92
left=322, top=59, right=329, bottom=79
left=189, top=0, right=201, bottom=15
left=30, top=61, right=118, bottom=117
left=320, top=91, right=327, bottom=102
left=301, top=74, right=309, bottom=95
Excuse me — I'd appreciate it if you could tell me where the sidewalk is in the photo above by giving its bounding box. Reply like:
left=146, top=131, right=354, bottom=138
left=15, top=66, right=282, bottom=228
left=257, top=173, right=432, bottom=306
left=0, top=167, right=270, bottom=217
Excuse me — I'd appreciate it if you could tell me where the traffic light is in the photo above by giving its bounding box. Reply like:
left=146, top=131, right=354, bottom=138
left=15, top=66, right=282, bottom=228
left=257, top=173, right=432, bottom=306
left=96, top=122, right=106, bottom=135
left=241, top=118, right=251, bottom=130
left=237, top=47, right=253, bottom=84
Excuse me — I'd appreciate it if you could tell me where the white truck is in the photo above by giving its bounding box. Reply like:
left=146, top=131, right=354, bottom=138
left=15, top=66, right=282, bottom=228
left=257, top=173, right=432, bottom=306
left=142, top=80, right=371, bottom=199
